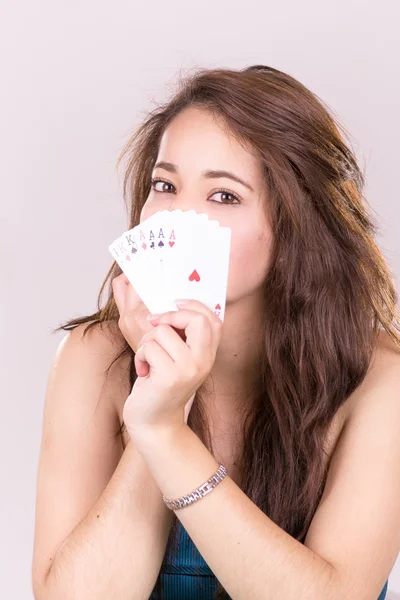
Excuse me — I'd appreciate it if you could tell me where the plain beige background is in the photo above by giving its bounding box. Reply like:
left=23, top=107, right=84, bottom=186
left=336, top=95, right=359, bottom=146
left=1, top=0, right=399, bottom=598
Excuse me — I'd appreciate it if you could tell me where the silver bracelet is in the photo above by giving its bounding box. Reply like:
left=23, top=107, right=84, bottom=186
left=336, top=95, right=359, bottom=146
left=162, top=464, right=228, bottom=510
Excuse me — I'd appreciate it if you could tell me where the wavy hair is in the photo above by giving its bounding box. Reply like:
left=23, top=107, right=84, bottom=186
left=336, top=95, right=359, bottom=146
left=55, top=64, right=400, bottom=599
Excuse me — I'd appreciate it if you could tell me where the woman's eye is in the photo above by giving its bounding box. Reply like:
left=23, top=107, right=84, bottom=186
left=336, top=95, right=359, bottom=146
left=150, top=178, right=240, bottom=205
left=209, top=191, right=240, bottom=205
left=151, top=178, right=175, bottom=193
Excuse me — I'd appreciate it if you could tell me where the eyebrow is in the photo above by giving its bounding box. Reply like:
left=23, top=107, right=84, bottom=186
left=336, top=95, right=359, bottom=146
left=153, top=161, right=255, bottom=192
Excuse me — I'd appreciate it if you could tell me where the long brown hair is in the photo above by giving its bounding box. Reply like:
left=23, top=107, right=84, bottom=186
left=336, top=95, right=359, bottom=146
left=55, top=65, right=400, bottom=599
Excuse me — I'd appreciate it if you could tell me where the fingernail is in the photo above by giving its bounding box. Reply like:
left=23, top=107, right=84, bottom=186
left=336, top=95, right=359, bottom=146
left=146, top=313, right=161, bottom=320
left=175, top=299, right=189, bottom=306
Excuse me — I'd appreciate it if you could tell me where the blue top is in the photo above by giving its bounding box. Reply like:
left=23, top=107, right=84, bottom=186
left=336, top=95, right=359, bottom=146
left=150, top=521, right=389, bottom=600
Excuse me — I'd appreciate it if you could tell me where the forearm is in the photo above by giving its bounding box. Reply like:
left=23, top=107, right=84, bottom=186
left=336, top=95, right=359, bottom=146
left=41, top=439, right=173, bottom=600
left=134, top=425, right=340, bottom=600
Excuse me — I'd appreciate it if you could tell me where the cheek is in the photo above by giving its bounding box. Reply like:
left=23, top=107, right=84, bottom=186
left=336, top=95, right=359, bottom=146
left=227, top=228, right=273, bottom=297
left=140, top=204, right=154, bottom=223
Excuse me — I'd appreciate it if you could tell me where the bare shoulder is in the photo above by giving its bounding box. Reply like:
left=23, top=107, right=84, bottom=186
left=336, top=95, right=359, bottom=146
left=44, top=317, right=134, bottom=463
left=63, top=318, right=126, bottom=363
left=32, top=320, right=132, bottom=592
left=64, top=319, right=132, bottom=414
left=303, top=330, right=400, bottom=596
left=345, top=328, right=400, bottom=423
left=373, top=327, right=400, bottom=363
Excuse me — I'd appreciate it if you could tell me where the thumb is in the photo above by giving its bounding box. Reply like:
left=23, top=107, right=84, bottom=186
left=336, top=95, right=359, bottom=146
left=112, top=272, right=142, bottom=317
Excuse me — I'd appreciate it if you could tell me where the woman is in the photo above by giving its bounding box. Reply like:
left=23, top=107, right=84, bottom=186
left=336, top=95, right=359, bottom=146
left=32, top=65, right=400, bottom=600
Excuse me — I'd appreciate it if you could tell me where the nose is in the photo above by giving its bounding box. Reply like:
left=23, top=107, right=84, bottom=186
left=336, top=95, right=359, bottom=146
left=166, top=193, right=201, bottom=214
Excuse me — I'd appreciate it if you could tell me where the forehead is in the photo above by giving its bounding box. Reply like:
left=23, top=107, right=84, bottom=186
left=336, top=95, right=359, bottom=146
left=156, top=106, right=264, bottom=184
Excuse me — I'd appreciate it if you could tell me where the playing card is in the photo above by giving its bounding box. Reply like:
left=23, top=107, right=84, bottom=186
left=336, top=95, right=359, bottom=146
left=148, top=210, right=211, bottom=310
left=120, top=220, right=165, bottom=314
left=167, top=219, right=231, bottom=320
left=108, top=209, right=232, bottom=321
left=108, top=234, right=156, bottom=310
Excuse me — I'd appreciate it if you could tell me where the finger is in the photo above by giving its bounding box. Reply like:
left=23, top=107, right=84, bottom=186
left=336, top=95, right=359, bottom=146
left=134, top=327, right=168, bottom=376
left=174, top=299, right=222, bottom=328
left=112, top=273, right=129, bottom=316
left=112, top=273, right=145, bottom=316
left=135, top=338, right=175, bottom=380
left=139, top=323, right=192, bottom=365
left=149, top=310, right=217, bottom=365
left=112, top=274, right=155, bottom=353
left=125, top=277, right=145, bottom=311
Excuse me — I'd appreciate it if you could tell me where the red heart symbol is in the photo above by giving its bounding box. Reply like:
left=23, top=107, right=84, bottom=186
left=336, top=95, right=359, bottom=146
left=189, top=269, right=200, bottom=282
left=125, top=255, right=131, bottom=261
left=142, top=243, right=147, bottom=250
left=215, top=303, right=221, bottom=310
left=169, top=241, right=175, bottom=247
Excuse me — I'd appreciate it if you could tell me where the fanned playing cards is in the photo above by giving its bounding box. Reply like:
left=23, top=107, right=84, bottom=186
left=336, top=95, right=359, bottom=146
left=108, top=209, right=232, bottom=322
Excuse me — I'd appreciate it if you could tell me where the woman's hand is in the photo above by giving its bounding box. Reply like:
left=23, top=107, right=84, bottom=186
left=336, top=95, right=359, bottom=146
left=111, top=274, right=199, bottom=424
left=122, top=300, right=223, bottom=442
left=112, top=272, right=154, bottom=356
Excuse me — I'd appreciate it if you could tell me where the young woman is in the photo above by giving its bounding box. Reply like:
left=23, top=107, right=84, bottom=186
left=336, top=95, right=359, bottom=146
left=32, top=65, right=400, bottom=600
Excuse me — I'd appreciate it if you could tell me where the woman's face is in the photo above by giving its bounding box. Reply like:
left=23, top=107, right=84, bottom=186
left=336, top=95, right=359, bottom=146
left=140, top=106, right=273, bottom=306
